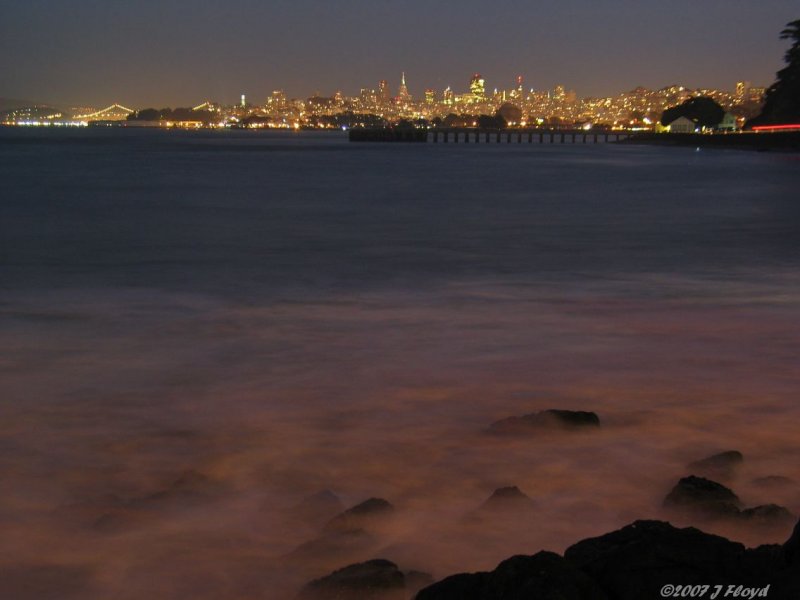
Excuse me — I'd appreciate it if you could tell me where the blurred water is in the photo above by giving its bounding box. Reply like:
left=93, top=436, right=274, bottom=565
left=1, top=129, right=799, bottom=599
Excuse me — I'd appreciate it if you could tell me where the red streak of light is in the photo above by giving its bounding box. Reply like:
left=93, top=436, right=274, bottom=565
left=751, top=124, right=800, bottom=132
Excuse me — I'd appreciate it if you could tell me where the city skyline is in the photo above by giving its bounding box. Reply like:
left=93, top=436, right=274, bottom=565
left=0, top=0, right=796, bottom=107
left=0, top=72, right=769, bottom=113
left=2, top=74, right=767, bottom=131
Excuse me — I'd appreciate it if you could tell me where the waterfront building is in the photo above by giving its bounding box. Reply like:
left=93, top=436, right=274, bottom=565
left=667, top=115, right=697, bottom=133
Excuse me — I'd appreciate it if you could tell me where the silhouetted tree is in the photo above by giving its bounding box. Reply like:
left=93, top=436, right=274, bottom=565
left=748, top=19, right=800, bottom=126
left=129, top=108, right=160, bottom=121
left=478, top=114, right=506, bottom=129
left=660, top=97, right=724, bottom=128
left=496, top=103, right=522, bottom=125
left=443, top=113, right=468, bottom=127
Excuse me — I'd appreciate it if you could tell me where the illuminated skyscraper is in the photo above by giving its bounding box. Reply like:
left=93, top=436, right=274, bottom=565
left=443, top=86, right=454, bottom=105
left=379, top=80, right=390, bottom=103
left=424, top=89, right=436, bottom=104
left=747, top=86, right=765, bottom=103
left=398, top=72, right=411, bottom=102
left=360, top=88, right=377, bottom=104
left=735, top=81, right=751, bottom=101
left=270, top=90, right=286, bottom=107
left=470, top=73, right=485, bottom=100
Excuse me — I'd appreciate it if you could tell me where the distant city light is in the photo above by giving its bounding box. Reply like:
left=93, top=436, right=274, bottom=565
left=0, top=74, right=768, bottom=133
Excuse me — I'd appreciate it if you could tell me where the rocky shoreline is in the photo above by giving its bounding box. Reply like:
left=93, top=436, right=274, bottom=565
left=298, top=517, right=800, bottom=599
left=291, top=410, right=798, bottom=599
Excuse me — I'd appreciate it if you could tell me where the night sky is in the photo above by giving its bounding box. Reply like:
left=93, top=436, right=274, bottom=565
left=1, top=0, right=797, bottom=108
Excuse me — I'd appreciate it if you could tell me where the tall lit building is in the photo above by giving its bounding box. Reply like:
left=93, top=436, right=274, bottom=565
left=443, top=86, right=454, bottom=105
left=379, top=80, right=390, bottom=103
left=360, top=88, right=376, bottom=104
left=424, top=89, right=436, bottom=104
left=735, top=81, right=751, bottom=101
left=397, top=72, right=411, bottom=102
left=470, top=73, right=485, bottom=100
left=748, top=86, right=766, bottom=103
left=269, top=90, right=286, bottom=107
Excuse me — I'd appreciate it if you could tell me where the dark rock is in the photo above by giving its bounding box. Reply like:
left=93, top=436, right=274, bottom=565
left=323, top=498, right=395, bottom=534
left=564, top=520, right=769, bottom=599
left=415, top=572, right=484, bottom=600
left=740, top=504, right=795, bottom=527
left=416, top=551, right=608, bottom=600
left=88, top=471, right=223, bottom=532
left=663, top=476, right=741, bottom=518
left=484, top=486, right=530, bottom=502
left=287, top=528, right=377, bottom=563
left=292, top=490, right=345, bottom=528
left=488, top=409, right=600, bottom=435
left=404, top=571, right=434, bottom=596
left=664, top=476, right=794, bottom=527
left=463, top=487, right=537, bottom=527
left=478, top=486, right=535, bottom=512
left=773, top=526, right=800, bottom=599
left=417, top=519, right=800, bottom=600
left=139, top=469, right=224, bottom=507
left=688, top=451, right=743, bottom=479
left=742, top=543, right=786, bottom=575
left=298, top=559, right=405, bottom=600
left=783, top=518, right=800, bottom=564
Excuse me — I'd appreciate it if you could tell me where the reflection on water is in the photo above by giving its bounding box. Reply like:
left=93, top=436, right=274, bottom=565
left=1, top=130, right=799, bottom=598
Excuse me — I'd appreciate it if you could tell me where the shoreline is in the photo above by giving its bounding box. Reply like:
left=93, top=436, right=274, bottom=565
left=621, top=131, right=800, bottom=151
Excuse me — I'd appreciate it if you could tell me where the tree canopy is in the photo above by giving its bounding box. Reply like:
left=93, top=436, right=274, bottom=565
left=496, top=103, right=522, bottom=125
left=660, top=96, right=724, bottom=128
left=748, top=19, right=800, bottom=126
left=479, top=114, right=506, bottom=129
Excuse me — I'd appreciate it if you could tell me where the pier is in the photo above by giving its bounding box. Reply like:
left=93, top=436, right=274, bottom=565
left=349, top=127, right=630, bottom=144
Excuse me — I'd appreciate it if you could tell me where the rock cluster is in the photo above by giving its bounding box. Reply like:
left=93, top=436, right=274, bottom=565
left=488, top=409, right=600, bottom=435
left=687, top=450, right=744, bottom=480
left=297, top=559, right=433, bottom=600
left=288, top=496, right=395, bottom=564
left=664, top=476, right=794, bottom=526
left=415, top=519, right=800, bottom=599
